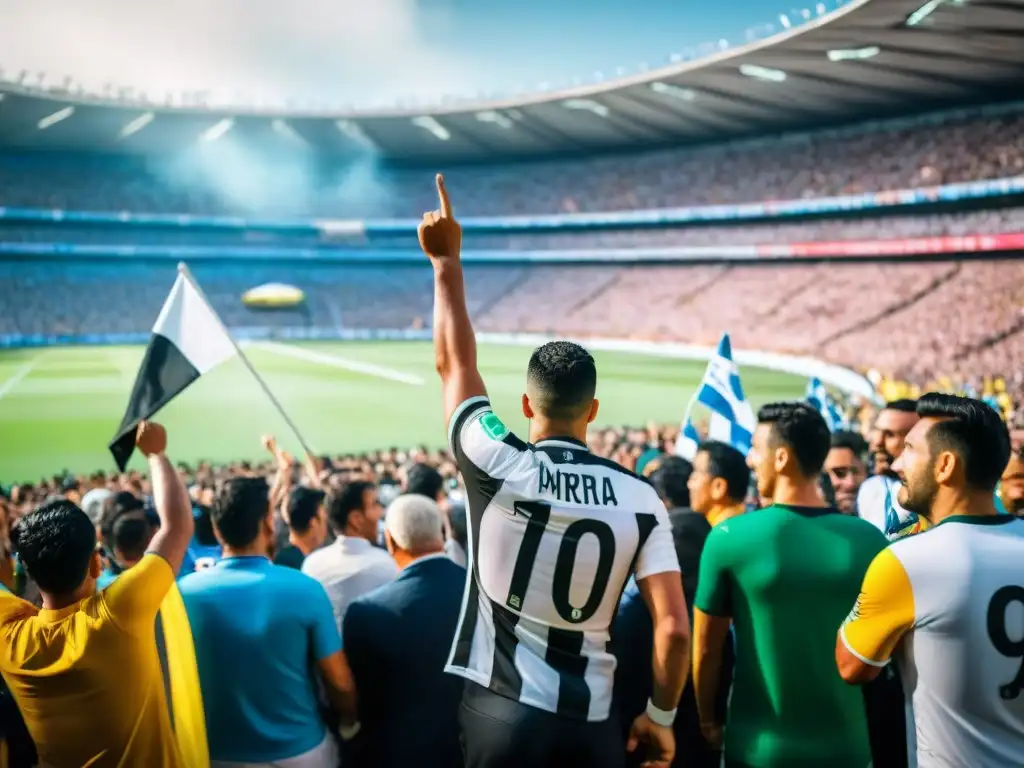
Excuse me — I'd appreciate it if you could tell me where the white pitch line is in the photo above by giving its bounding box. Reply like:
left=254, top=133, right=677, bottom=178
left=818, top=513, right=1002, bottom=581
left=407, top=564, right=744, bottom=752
left=252, top=341, right=425, bottom=386
left=0, top=356, right=41, bottom=400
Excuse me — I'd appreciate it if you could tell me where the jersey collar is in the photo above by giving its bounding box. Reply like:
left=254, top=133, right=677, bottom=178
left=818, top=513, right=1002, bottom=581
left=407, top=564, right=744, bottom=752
left=534, top=436, right=590, bottom=452
left=937, top=514, right=1018, bottom=527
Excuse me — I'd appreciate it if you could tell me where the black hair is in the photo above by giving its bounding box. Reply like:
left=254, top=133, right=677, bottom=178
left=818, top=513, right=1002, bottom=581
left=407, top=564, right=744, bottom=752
left=916, top=393, right=1011, bottom=492
left=99, top=491, right=144, bottom=545
left=757, top=402, right=831, bottom=478
left=526, top=341, right=597, bottom=420
left=649, top=456, right=693, bottom=509
left=110, top=515, right=153, bottom=563
left=885, top=399, right=919, bottom=414
left=406, top=463, right=444, bottom=501
left=697, top=441, right=750, bottom=502
left=288, top=487, right=326, bottom=534
left=326, top=480, right=375, bottom=533
left=13, top=500, right=96, bottom=594
left=193, top=505, right=218, bottom=547
left=211, top=477, right=270, bottom=549
left=830, top=430, right=869, bottom=459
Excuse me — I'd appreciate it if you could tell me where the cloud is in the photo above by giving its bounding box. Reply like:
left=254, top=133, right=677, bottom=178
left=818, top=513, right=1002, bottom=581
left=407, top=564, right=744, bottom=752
left=0, top=0, right=484, bottom=107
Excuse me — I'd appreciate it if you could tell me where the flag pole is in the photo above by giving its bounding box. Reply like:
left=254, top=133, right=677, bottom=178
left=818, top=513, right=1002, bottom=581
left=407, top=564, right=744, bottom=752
left=176, top=262, right=317, bottom=458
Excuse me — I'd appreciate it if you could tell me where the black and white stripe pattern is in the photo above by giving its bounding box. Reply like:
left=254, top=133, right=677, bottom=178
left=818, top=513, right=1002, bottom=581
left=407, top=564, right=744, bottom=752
left=445, top=397, right=680, bottom=721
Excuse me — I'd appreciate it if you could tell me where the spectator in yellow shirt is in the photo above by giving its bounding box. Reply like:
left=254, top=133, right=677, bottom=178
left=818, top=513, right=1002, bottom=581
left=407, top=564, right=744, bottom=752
left=0, top=421, right=194, bottom=768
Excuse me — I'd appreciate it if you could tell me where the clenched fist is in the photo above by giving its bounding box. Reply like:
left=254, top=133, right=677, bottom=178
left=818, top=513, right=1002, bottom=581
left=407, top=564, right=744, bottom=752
left=136, top=421, right=167, bottom=457
left=417, top=174, right=462, bottom=261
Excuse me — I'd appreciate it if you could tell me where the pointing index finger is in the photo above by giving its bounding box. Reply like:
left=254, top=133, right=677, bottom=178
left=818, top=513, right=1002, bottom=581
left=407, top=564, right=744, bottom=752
left=436, top=173, right=453, bottom=219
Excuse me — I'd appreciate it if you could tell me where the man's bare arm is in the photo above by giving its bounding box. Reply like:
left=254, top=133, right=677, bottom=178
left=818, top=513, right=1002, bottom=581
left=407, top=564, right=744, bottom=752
left=140, top=422, right=195, bottom=575
left=692, top=609, right=731, bottom=745
left=419, top=175, right=487, bottom=427
left=637, top=570, right=691, bottom=710
left=317, top=650, right=359, bottom=726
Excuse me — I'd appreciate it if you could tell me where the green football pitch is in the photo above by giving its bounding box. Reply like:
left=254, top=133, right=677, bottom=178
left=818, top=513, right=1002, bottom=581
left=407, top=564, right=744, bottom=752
left=0, top=341, right=806, bottom=483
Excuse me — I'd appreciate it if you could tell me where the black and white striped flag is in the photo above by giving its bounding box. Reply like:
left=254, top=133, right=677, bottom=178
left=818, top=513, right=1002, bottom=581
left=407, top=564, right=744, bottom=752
left=109, top=267, right=237, bottom=470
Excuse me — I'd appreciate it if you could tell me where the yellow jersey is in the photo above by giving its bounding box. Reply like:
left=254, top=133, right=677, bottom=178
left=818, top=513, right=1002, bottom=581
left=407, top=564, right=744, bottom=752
left=0, top=553, right=182, bottom=768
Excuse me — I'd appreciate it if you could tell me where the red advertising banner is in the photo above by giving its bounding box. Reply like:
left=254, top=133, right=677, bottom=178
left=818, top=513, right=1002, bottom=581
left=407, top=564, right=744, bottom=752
left=773, top=233, right=1024, bottom=259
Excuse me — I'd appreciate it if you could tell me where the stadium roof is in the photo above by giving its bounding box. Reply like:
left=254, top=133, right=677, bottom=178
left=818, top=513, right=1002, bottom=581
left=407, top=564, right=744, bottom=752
left=0, top=0, right=1021, bottom=162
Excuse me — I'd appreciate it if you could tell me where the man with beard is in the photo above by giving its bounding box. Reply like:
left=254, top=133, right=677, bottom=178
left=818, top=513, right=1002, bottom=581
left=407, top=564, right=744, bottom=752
left=837, top=393, right=1024, bottom=768
left=824, top=431, right=869, bottom=515
left=1000, top=449, right=1024, bottom=517
left=857, top=400, right=923, bottom=540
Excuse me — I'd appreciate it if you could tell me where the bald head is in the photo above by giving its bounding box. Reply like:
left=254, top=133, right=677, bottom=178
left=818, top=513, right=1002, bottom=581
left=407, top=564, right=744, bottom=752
left=385, top=494, right=444, bottom=557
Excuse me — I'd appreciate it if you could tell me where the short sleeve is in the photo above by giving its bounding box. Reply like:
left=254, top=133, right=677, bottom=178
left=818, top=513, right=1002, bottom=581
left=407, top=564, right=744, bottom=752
left=634, top=508, right=681, bottom=581
left=448, top=396, right=529, bottom=482
left=840, top=548, right=915, bottom=666
left=102, top=553, right=175, bottom=632
left=306, top=579, right=343, bottom=660
left=0, top=587, right=36, bottom=625
left=693, top=528, right=732, bottom=617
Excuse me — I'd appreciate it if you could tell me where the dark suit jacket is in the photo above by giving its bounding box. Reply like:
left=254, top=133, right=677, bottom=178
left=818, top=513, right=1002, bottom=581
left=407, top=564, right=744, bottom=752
left=612, top=508, right=732, bottom=768
left=343, top=555, right=466, bottom=768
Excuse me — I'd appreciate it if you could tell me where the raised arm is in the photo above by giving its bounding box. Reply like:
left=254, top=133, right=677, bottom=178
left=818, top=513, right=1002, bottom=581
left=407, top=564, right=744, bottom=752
left=418, top=174, right=487, bottom=427
left=140, top=421, right=194, bottom=575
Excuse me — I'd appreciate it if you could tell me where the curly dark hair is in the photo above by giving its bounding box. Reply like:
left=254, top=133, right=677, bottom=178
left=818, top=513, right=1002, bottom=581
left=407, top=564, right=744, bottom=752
left=14, top=500, right=96, bottom=594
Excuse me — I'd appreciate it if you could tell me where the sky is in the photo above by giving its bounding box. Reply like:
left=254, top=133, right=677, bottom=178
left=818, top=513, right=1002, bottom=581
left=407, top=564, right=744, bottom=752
left=0, top=0, right=808, bottom=108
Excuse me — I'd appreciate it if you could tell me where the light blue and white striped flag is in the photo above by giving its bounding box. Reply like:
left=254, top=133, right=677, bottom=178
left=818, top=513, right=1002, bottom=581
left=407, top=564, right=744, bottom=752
left=805, top=377, right=849, bottom=432
left=675, top=334, right=756, bottom=460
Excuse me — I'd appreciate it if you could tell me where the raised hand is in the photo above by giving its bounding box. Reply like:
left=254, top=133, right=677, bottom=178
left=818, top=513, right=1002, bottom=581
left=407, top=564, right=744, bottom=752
left=417, top=174, right=462, bottom=261
left=136, top=421, right=167, bottom=457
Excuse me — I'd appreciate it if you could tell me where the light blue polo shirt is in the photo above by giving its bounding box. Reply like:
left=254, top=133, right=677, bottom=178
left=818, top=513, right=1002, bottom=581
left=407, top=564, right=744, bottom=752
left=178, top=556, right=342, bottom=763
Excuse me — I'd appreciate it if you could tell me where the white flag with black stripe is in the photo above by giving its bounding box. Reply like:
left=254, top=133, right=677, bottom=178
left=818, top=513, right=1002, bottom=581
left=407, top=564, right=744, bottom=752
left=110, top=268, right=236, bottom=469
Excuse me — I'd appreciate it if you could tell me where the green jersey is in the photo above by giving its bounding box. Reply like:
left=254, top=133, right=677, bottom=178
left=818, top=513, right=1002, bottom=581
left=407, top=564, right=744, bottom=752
left=694, top=504, right=887, bottom=768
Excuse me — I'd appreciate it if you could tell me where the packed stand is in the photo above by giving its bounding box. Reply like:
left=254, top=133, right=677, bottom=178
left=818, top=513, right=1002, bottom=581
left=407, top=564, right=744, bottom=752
left=0, top=109, right=1022, bottom=218
left=2, top=196, right=1024, bottom=768
left=3, top=256, right=1023, bottom=422
left=4, top=207, right=1023, bottom=252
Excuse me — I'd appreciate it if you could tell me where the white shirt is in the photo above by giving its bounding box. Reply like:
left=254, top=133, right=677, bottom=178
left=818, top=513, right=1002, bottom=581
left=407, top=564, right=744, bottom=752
left=842, top=517, right=1024, bottom=767
left=856, top=474, right=922, bottom=540
left=301, top=535, right=398, bottom=634
left=444, top=396, right=680, bottom=722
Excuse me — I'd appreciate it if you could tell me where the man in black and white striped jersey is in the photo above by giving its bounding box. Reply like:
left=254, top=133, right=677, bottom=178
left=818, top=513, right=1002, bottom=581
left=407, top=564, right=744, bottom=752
left=418, top=174, right=691, bottom=768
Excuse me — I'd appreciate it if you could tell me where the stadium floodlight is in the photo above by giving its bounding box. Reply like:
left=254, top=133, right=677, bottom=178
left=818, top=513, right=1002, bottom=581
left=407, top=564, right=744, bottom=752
left=739, top=64, right=787, bottom=82
left=334, top=119, right=376, bottom=150
left=827, top=45, right=881, bottom=62
left=779, top=13, right=791, bottom=28
left=650, top=82, right=697, bottom=102
left=199, top=118, right=234, bottom=143
left=37, top=106, right=74, bottom=130
left=411, top=116, right=450, bottom=141
left=475, top=110, right=514, bottom=129
left=118, top=112, right=154, bottom=139
left=271, top=118, right=309, bottom=147
left=906, top=0, right=943, bottom=26
left=563, top=99, right=609, bottom=118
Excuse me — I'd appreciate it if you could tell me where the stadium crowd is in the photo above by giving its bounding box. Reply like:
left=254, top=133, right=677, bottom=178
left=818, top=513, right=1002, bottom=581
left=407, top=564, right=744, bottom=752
left=1, top=176, right=1023, bottom=768
left=1, top=96, right=1024, bottom=766
left=0, top=108, right=1022, bottom=217
left=9, top=257, right=1021, bottom=427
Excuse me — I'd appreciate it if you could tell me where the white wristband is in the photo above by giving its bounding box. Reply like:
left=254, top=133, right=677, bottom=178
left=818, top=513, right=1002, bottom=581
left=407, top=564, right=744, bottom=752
left=646, top=698, right=676, bottom=728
